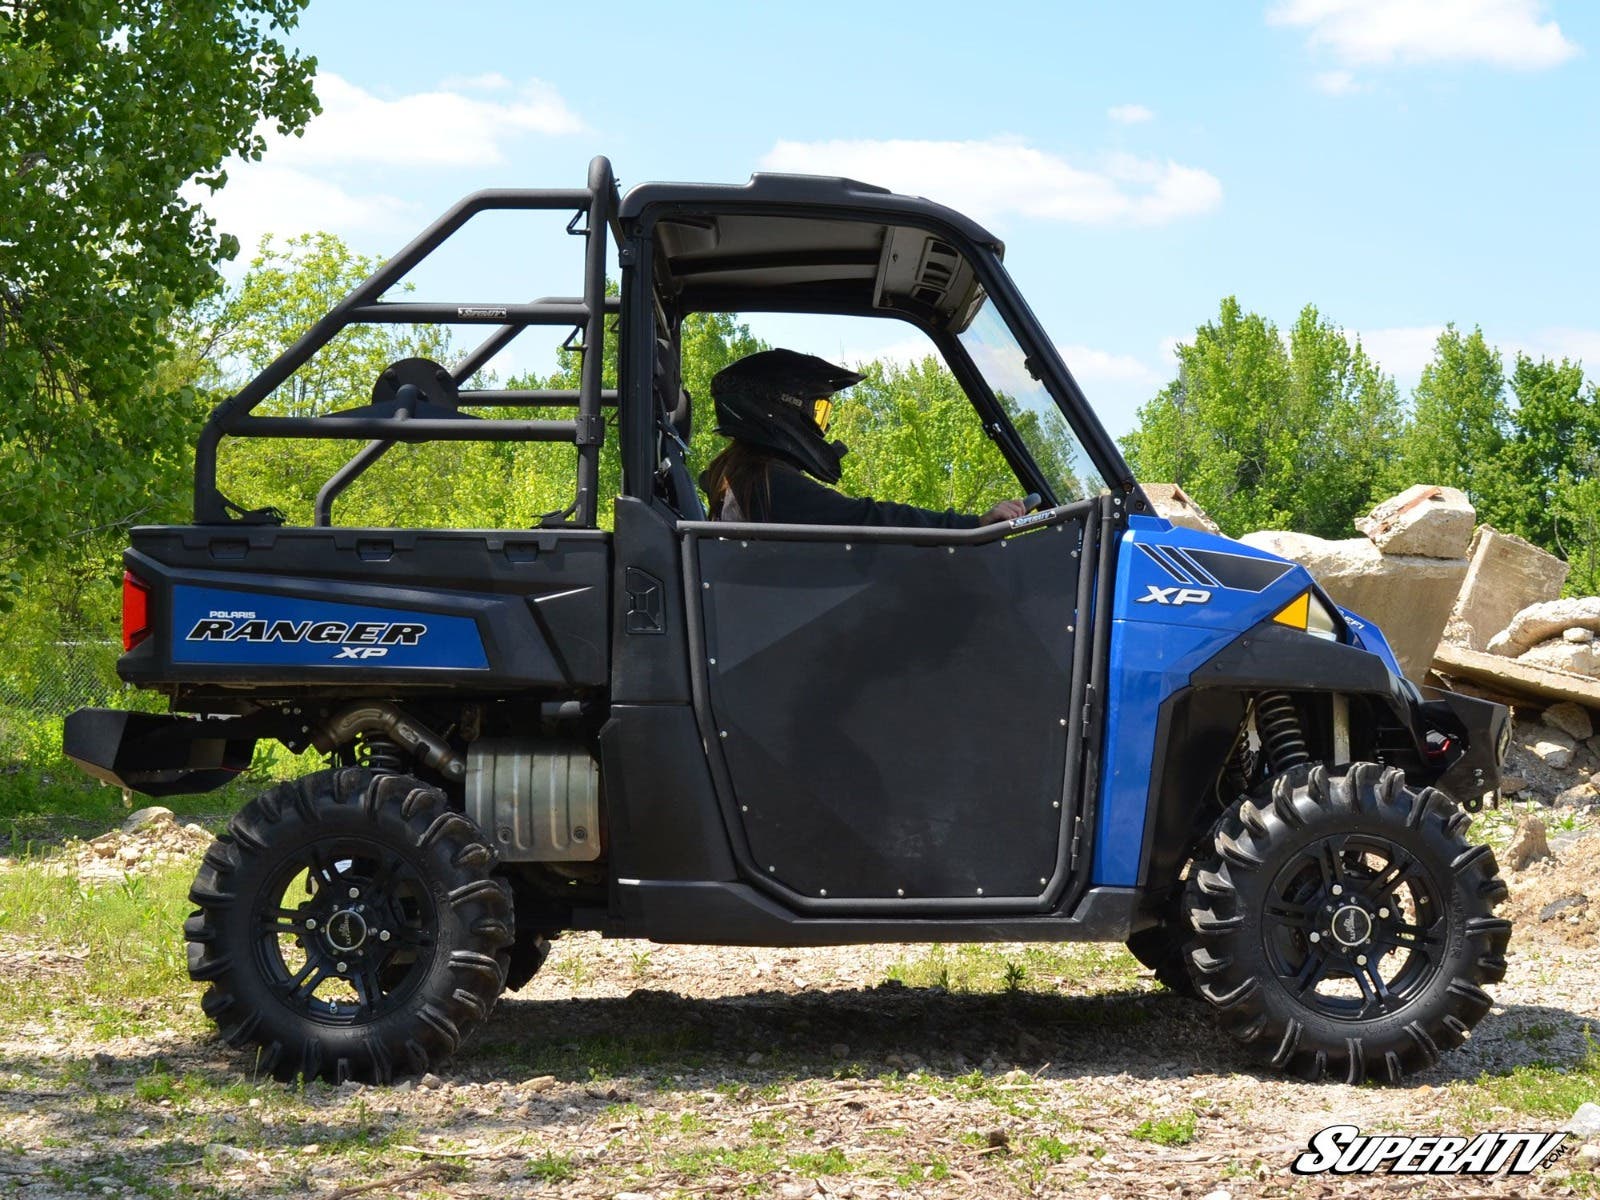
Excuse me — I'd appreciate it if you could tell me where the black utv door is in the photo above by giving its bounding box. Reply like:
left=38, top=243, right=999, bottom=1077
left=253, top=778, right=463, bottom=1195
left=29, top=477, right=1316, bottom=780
left=684, top=510, right=1096, bottom=912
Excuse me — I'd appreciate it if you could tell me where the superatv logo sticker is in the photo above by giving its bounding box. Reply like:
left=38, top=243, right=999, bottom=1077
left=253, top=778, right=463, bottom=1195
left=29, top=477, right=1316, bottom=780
left=1291, top=1125, right=1568, bottom=1176
left=1137, top=584, right=1212, bottom=606
left=185, top=612, right=428, bottom=661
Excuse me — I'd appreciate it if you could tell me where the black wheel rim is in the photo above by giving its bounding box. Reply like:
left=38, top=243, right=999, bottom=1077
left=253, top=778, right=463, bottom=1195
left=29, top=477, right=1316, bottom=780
left=252, top=837, right=437, bottom=1026
left=1262, top=832, right=1447, bottom=1022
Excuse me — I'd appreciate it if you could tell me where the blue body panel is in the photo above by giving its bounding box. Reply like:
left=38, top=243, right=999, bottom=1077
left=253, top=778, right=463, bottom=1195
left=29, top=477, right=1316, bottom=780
left=171, top=585, right=489, bottom=670
left=1092, top=514, right=1331, bottom=886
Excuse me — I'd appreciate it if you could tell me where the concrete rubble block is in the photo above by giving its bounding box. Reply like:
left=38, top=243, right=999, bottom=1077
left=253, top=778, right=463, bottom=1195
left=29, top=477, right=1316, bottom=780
left=1237, top=530, right=1465, bottom=681
left=1446, top=525, right=1571, bottom=651
left=1507, top=815, right=1551, bottom=870
left=1566, top=627, right=1595, bottom=644
left=1140, top=482, right=1221, bottom=535
left=1528, top=726, right=1576, bottom=770
left=1355, top=484, right=1475, bottom=559
left=1488, top=596, right=1600, bottom=657
left=1519, top=638, right=1600, bottom=677
left=1544, top=701, right=1596, bottom=742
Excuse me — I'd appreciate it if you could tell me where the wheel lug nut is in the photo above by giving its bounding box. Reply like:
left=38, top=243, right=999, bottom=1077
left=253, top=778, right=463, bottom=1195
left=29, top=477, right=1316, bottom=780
left=1309, top=932, right=1321, bottom=943
left=1379, top=907, right=1390, bottom=918
left=348, top=887, right=360, bottom=900
left=1331, top=884, right=1343, bottom=896
left=305, top=918, right=318, bottom=930
left=379, top=930, right=391, bottom=942
left=337, top=961, right=348, bottom=973
left=1356, top=954, right=1368, bottom=966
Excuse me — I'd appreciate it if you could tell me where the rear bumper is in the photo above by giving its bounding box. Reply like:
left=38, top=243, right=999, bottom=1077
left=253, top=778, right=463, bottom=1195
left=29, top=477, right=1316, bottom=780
left=1417, top=687, right=1510, bottom=811
left=63, top=708, right=256, bottom=797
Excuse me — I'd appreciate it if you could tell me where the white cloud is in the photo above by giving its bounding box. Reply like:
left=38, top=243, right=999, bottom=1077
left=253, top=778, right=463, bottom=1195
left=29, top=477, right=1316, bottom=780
left=186, top=165, right=415, bottom=264
left=1269, top=0, right=1579, bottom=70
left=1354, top=324, right=1445, bottom=380
left=760, top=138, right=1221, bottom=227
left=271, top=73, right=585, bottom=169
left=1518, top=327, right=1600, bottom=369
left=1059, top=344, right=1164, bottom=388
left=1313, top=69, right=1362, bottom=94
left=1107, top=103, right=1155, bottom=124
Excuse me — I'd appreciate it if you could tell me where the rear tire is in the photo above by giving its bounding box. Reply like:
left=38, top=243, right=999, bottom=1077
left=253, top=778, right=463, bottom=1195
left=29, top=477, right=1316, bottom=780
left=1183, top=763, right=1509, bottom=1082
left=185, top=768, right=513, bottom=1083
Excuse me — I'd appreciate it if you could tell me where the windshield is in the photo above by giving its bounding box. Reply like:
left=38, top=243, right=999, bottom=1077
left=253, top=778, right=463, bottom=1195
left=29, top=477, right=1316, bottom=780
left=957, top=302, right=1106, bottom=505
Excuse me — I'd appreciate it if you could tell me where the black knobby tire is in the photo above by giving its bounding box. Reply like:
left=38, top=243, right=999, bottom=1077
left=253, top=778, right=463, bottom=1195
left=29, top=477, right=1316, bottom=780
left=185, top=768, right=514, bottom=1083
left=1126, top=887, right=1198, bottom=998
left=1183, top=762, right=1509, bottom=1083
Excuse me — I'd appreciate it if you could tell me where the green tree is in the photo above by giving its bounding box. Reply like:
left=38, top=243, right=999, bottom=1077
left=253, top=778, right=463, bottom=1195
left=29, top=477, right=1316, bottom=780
left=1122, top=297, right=1399, bottom=537
left=0, top=0, right=319, bottom=583
left=1495, top=354, right=1594, bottom=547
left=1390, top=325, right=1508, bottom=508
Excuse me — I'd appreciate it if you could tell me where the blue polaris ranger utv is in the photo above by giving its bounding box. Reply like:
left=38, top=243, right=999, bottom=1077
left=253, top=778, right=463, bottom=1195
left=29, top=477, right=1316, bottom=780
left=65, top=157, right=1511, bottom=1085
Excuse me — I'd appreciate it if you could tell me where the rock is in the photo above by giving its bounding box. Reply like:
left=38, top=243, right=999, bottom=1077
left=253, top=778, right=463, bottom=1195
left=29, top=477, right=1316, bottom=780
left=1528, top=727, right=1576, bottom=769
left=1545, top=702, right=1596, bottom=741
left=746, top=1052, right=764, bottom=1065
left=985, top=1128, right=1010, bottom=1148
left=417, top=1072, right=444, bottom=1090
left=1567, top=627, right=1596, bottom=644
left=1356, top=485, right=1474, bottom=559
left=1140, top=483, right=1222, bottom=535
left=1521, top=638, right=1600, bottom=676
left=204, top=1143, right=254, bottom=1164
left=1563, top=1101, right=1600, bottom=1136
left=1501, top=773, right=1529, bottom=794
left=1556, top=783, right=1597, bottom=807
left=1540, top=894, right=1588, bottom=921
left=122, top=806, right=174, bottom=833
left=1489, top=597, right=1600, bottom=657
left=1237, top=529, right=1466, bottom=680
left=829, top=1043, right=850, bottom=1058
left=1507, top=816, right=1551, bottom=870
left=1200, top=1190, right=1233, bottom=1200
left=1447, top=526, right=1570, bottom=651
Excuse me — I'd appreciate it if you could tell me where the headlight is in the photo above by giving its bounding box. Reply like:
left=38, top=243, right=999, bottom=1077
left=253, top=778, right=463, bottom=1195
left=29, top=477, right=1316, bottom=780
left=1273, top=591, right=1341, bottom=642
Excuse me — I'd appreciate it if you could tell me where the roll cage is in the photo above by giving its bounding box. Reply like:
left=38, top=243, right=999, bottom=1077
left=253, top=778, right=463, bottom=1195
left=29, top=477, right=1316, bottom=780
left=190, top=155, right=1146, bottom=529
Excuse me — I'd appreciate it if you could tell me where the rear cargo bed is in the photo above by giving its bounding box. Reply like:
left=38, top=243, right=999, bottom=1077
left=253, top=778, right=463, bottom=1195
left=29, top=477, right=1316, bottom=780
left=120, top=526, right=610, bottom=696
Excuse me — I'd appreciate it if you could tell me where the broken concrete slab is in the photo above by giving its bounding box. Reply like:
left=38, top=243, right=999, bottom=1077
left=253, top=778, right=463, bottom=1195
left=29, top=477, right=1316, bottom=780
left=1544, top=701, right=1596, bottom=742
left=1488, top=596, right=1600, bottom=657
left=1434, top=642, right=1600, bottom=709
left=1355, top=484, right=1475, bottom=559
left=1238, top=530, right=1465, bottom=681
left=1141, top=483, right=1222, bottom=535
left=1446, top=526, right=1570, bottom=651
left=1520, top=638, right=1600, bottom=676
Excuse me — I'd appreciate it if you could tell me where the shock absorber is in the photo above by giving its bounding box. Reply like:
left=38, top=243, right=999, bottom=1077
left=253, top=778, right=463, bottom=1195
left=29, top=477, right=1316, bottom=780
left=1257, top=691, right=1311, bottom=774
left=361, top=734, right=405, bottom=775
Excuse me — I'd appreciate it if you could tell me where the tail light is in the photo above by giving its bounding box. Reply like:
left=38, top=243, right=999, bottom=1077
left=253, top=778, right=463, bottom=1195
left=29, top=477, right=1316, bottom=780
left=122, top=571, right=151, bottom=652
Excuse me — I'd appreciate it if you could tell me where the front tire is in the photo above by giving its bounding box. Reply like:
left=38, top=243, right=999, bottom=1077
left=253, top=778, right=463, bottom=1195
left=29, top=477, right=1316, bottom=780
left=1184, top=763, right=1509, bottom=1083
left=185, top=769, right=513, bottom=1083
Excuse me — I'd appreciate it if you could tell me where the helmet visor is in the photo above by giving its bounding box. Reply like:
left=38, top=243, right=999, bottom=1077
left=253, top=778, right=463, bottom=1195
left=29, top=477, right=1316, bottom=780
left=812, top=398, right=834, bottom=433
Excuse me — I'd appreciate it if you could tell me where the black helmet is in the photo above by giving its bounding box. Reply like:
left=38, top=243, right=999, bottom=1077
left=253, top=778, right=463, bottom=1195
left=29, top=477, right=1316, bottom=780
left=710, top=349, right=863, bottom=484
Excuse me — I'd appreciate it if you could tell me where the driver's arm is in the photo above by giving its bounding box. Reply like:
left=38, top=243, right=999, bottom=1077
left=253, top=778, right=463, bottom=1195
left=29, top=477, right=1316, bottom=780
left=765, top=463, right=1019, bottom=529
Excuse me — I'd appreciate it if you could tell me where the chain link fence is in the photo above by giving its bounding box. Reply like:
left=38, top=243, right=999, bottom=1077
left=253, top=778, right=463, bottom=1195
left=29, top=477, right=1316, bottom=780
left=0, top=640, right=124, bottom=737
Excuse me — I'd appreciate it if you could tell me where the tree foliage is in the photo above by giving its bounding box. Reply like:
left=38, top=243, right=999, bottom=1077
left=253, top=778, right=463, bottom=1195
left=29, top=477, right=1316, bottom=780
left=0, top=0, right=318, bottom=580
left=1121, top=297, right=1399, bottom=537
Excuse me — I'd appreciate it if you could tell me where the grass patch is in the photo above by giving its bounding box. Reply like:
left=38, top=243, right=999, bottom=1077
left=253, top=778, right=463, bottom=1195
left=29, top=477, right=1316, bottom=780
left=1131, top=1110, right=1197, bottom=1146
left=525, top=1152, right=576, bottom=1182
left=1456, top=1032, right=1600, bottom=1123
left=886, top=943, right=1144, bottom=995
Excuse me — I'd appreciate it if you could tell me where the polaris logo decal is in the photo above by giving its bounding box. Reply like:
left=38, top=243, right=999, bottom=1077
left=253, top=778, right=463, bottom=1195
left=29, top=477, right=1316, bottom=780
left=1137, top=584, right=1212, bottom=606
left=170, top=587, right=488, bottom=670
left=1292, top=1124, right=1568, bottom=1176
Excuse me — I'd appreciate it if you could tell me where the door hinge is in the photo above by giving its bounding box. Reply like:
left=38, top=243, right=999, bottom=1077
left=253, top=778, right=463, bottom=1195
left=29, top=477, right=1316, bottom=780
left=1068, top=815, right=1085, bottom=869
left=1080, top=685, right=1096, bottom=739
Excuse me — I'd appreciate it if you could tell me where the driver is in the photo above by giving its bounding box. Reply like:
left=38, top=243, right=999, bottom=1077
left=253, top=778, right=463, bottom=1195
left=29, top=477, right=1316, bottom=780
left=699, top=349, right=1027, bottom=528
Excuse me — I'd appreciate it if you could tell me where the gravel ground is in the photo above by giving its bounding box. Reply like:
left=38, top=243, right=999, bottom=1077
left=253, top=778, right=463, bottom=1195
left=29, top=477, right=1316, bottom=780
left=1, top=808, right=1598, bottom=1199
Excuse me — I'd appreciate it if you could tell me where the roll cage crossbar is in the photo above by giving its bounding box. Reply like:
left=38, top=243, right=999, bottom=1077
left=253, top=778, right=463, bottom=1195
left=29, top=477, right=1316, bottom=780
left=193, top=156, right=625, bottom=529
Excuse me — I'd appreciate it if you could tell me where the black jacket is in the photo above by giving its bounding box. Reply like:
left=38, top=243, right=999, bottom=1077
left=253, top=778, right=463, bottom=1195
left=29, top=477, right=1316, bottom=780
left=706, top=456, right=980, bottom=529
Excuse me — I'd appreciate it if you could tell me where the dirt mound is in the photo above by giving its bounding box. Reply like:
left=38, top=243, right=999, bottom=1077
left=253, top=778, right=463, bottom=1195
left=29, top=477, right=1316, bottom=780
left=1503, top=828, right=1600, bottom=949
left=72, top=807, right=214, bottom=880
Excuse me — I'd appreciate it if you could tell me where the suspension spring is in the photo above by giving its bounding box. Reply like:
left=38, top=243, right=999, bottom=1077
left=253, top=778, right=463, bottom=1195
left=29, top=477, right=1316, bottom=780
left=362, top=734, right=406, bottom=776
left=1257, top=691, right=1311, bottom=774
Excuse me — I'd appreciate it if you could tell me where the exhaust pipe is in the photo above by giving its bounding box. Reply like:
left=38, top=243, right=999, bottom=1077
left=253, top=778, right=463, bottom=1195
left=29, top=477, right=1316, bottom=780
left=313, top=702, right=466, bottom=782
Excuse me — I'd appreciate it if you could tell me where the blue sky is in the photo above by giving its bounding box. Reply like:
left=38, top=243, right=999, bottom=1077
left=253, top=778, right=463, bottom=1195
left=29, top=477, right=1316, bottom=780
left=204, top=0, right=1600, bottom=440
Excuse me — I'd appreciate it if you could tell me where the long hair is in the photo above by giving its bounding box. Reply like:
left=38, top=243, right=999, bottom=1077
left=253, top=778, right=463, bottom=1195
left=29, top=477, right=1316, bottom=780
left=701, top=442, right=776, bottom=520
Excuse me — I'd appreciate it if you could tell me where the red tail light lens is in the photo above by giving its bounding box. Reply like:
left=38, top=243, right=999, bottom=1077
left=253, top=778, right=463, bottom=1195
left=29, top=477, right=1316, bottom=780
left=122, top=571, right=151, bottom=652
